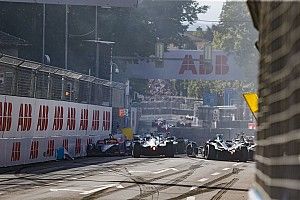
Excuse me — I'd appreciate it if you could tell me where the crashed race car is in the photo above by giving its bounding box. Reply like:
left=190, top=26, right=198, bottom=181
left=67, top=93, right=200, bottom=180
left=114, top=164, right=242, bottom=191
left=203, top=135, right=248, bottom=162
left=186, top=141, right=199, bottom=157
left=87, top=137, right=127, bottom=156
left=132, top=135, right=175, bottom=158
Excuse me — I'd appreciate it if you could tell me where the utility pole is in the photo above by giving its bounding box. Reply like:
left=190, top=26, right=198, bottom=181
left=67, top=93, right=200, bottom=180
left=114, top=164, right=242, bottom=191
left=95, top=6, right=100, bottom=78
left=64, top=4, right=69, bottom=70
left=42, top=4, right=46, bottom=65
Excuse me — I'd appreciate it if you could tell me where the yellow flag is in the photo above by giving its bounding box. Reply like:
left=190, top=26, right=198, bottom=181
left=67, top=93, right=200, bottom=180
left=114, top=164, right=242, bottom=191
left=121, top=128, right=134, bottom=140
left=243, top=92, right=258, bottom=120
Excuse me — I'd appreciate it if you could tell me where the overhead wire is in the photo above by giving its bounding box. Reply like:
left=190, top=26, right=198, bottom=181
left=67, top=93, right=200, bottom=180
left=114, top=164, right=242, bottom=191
left=69, top=28, right=95, bottom=37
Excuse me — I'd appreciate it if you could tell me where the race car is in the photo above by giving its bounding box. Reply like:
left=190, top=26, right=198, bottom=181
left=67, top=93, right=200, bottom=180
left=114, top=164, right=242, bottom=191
left=186, top=141, right=199, bottom=157
left=132, top=135, right=175, bottom=158
left=203, top=135, right=248, bottom=162
left=87, top=137, right=127, bottom=157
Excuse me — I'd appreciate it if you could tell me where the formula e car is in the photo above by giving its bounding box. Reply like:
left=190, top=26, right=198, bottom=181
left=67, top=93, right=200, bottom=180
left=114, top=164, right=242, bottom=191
left=87, top=138, right=127, bottom=156
left=203, top=135, right=248, bottom=162
left=132, top=135, right=174, bottom=158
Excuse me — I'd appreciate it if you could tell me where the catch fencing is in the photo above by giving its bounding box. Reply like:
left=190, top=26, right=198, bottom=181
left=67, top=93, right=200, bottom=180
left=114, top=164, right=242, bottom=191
left=0, top=53, right=126, bottom=106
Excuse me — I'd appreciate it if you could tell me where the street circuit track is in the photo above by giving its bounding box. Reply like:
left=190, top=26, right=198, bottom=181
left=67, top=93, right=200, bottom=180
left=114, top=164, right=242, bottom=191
left=0, top=156, right=254, bottom=200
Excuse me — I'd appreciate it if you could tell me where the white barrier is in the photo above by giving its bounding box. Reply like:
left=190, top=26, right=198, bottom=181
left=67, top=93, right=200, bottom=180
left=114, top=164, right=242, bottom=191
left=0, top=94, right=112, bottom=167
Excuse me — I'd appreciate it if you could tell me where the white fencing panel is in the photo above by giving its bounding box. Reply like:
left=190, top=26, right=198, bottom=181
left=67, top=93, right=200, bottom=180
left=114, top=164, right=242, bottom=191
left=0, top=94, right=113, bottom=166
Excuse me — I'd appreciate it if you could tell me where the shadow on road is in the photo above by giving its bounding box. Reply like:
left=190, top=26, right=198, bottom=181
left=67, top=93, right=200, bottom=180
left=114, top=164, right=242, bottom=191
left=0, top=156, right=131, bottom=175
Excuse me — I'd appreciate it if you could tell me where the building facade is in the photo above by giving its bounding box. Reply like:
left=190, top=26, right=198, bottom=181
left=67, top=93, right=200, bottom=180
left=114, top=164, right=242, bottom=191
left=247, top=1, right=300, bottom=199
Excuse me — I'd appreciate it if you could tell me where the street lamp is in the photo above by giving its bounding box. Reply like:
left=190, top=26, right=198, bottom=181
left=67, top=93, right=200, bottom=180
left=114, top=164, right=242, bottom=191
left=84, top=39, right=117, bottom=106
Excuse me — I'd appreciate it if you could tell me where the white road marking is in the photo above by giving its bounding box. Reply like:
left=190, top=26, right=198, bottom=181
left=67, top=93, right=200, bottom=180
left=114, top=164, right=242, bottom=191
left=80, top=184, right=117, bottom=195
left=233, top=163, right=241, bottom=166
left=116, top=184, right=124, bottom=189
left=190, top=186, right=197, bottom=191
left=222, top=168, right=231, bottom=171
left=198, top=178, right=209, bottom=182
left=153, top=168, right=178, bottom=174
left=50, top=188, right=84, bottom=193
left=70, top=177, right=77, bottom=180
left=128, top=170, right=150, bottom=173
left=211, top=172, right=220, bottom=176
left=187, top=196, right=196, bottom=200
left=57, top=181, right=64, bottom=183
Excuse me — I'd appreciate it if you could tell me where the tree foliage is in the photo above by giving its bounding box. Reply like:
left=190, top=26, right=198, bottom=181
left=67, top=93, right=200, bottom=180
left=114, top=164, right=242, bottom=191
left=212, top=1, right=258, bottom=80
left=183, top=1, right=258, bottom=101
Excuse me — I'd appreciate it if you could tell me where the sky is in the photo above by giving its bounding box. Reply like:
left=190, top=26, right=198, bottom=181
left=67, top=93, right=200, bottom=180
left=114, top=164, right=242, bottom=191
left=188, top=0, right=225, bottom=30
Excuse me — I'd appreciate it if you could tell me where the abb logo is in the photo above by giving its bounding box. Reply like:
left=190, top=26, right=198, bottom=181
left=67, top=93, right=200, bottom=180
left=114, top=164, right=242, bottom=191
left=79, top=109, right=88, bottom=130
left=91, top=110, right=100, bottom=131
left=102, top=111, right=110, bottom=131
left=36, top=105, right=49, bottom=131
left=179, top=55, right=229, bottom=75
left=63, top=139, right=68, bottom=151
left=17, top=104, right=32, bottom=131
left=67, top=107, right=76, bottom=130
left=47, top=140, right=55, bottom=157
left=53, top=106, right=63, bottom=130
left=11, top=142, right=21, bottom=161
left=75, top=138, right=81, bottom=155
left=0, top=101, right=12, bottom=131
left=30, top=141, right=39, bottom=159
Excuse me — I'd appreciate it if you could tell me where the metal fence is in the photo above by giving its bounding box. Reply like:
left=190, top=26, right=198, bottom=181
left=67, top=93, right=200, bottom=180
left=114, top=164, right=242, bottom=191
left=0, top=53, right=126, bottom=106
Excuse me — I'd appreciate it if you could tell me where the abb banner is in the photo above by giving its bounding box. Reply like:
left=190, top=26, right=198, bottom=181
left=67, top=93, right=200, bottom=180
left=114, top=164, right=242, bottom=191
left=122, top=50, right=246, bottom=80
left=0, top=95, right=112, bottom=138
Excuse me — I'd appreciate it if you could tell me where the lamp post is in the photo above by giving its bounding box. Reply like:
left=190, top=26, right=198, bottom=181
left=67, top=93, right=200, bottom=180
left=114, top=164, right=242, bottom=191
left=84, top=39, right=116, bottom=106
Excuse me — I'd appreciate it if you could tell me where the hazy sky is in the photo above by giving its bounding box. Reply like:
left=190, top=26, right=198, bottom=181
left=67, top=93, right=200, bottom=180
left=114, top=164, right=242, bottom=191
left=189, top=0, right=225, bottom=30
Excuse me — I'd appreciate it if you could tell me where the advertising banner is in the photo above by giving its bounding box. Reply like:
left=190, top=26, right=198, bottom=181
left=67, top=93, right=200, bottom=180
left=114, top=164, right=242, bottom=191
left=121, top=50, right=246, bottom=80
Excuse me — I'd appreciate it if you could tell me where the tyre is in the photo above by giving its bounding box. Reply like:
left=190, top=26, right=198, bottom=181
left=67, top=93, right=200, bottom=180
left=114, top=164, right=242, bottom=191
left=132, top=143, right=141, bottom=158
left=186, top=144, right=192, bottom=156
left=166, top=142, right=174, bottom=158
left=239, top=146, right=248, bottom=162
left=205, top=144, right=216, bottom=160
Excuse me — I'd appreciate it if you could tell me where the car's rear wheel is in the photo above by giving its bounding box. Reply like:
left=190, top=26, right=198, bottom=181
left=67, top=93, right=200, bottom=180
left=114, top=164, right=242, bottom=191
left=205, top=145, right=216, bottom=160
left=239, top=146, right=248, bottom=162
left=166, top=142, right=174, bottom=158
left=132, top=143, right=141, bottom=158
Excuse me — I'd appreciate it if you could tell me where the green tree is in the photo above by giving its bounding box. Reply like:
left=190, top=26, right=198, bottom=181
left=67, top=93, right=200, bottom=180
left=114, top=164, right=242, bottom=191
left=212, top=1, right=258, bottom=80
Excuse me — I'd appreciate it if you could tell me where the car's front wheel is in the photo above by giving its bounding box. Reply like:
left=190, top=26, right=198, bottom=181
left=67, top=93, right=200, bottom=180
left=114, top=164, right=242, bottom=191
left=132, top=143, right=141, bottom=158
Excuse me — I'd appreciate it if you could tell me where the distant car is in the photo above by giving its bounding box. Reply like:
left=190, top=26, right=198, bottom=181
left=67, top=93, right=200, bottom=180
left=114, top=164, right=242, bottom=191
left=87, top=138, right=126, bottom=157
left=203, top=135, right=248, bottom=162
left=132, top=135, right=174, bottom=158
left=186, top=141, right=199, bottom=157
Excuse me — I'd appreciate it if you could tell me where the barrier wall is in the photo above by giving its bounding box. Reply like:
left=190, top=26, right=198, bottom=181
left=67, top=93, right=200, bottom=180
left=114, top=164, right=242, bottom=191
left=0, top=94, right=112, bottom=167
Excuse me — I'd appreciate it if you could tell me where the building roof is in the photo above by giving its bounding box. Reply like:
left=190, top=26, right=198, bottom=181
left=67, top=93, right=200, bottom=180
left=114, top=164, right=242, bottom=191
left=0, top=31, right=29, bottom=47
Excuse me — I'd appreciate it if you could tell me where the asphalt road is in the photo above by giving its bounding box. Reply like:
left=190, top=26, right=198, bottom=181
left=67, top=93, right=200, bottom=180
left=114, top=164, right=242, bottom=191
left=0, top=156, right=255, bottom=200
